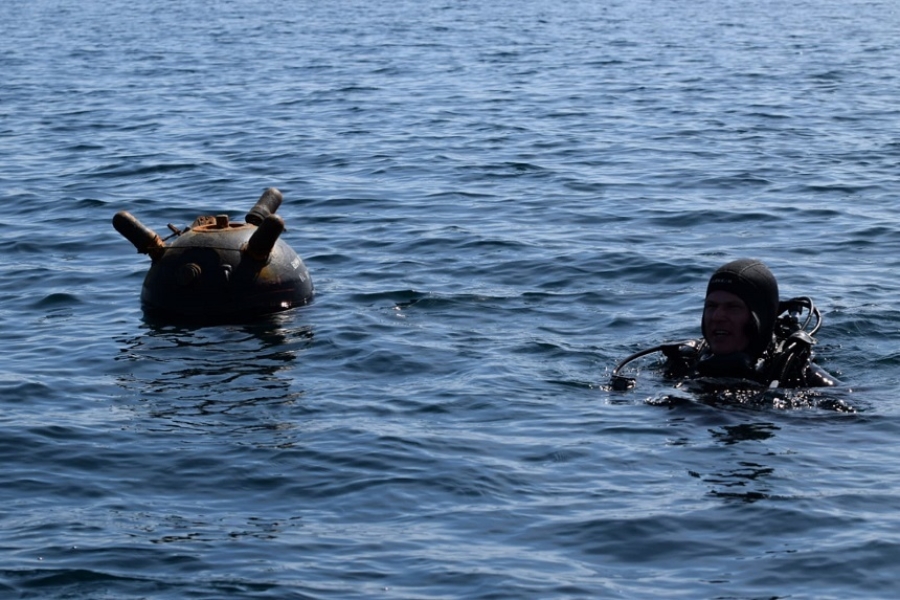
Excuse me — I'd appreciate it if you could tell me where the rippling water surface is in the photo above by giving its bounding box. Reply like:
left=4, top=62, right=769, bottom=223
left=2, top=0, right=900, bottom=598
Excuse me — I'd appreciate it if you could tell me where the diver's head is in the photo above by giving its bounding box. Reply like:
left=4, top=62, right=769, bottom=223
left=701, top=259, right=779, bottom=359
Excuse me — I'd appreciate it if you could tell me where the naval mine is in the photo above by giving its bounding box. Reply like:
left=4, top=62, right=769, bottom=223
left=113, top=187, right=314, bottom=322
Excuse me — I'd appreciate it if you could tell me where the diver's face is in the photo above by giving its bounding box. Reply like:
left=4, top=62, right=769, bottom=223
left=703, top=291, right=752, bottom=355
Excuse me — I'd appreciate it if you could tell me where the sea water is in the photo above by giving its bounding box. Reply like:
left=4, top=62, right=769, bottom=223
left=2, top=0, right=899, bottom=598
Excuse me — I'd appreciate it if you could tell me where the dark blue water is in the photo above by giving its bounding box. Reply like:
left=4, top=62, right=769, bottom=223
left=3, top=0, right=900, bottom=597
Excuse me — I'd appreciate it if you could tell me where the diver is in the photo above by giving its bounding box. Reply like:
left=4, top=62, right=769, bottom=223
left=611, top=259, right=840, bottom=390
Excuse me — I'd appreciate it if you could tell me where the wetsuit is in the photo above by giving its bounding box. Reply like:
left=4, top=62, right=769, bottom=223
left=661, top=338, right=839, bottom=388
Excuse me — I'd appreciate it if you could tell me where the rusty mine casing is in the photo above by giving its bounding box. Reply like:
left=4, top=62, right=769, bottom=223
left=112, top=188, right=314, bottom=322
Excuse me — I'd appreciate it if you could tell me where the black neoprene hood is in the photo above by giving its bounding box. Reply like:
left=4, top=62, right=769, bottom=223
left=702, top=259, right=780, bottom=359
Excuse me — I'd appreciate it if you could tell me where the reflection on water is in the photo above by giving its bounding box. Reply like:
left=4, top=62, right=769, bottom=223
left=114, top=312, right=314, bottom=436
left=660, top=401, right=795, bottom=504
left=701, top=465, right=775, bottom=503
left=704, top=422, right=779, bottom=502
left=710, top=422, right=779, bottom=445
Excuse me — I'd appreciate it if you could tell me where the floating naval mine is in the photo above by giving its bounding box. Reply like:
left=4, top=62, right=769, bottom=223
left=113, top=188, right=314, bottom=322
